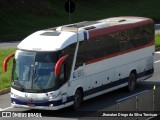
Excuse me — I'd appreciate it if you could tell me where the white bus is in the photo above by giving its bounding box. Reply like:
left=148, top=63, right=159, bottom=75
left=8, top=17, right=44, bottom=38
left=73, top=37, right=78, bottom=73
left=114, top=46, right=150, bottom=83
left=3, top=16, right=155, bottom=110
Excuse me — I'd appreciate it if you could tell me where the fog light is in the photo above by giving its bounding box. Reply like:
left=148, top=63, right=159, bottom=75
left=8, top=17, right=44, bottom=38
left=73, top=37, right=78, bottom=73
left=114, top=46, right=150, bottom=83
left=49, top=96, right=53, bottom=100
left=49, top=104, right=54, bottom=107
left=13, top=101, right=16, bottom=104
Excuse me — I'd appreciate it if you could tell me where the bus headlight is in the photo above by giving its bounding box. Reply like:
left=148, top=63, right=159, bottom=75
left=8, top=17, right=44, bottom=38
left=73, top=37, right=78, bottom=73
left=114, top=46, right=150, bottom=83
left=11, top=92, right=18, bottom=98
left=49, top=96, right=54, bottom=100
left=48, top=91, right=61, bottom=100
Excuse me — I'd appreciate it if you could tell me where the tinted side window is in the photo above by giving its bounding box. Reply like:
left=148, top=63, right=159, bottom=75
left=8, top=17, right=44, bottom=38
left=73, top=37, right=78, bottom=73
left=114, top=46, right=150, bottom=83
left=129, top=27, right=147, bottom=47
left=140, top=24, right=154, bottom=44
left=102, top=35, right=120, bottom=55
left=75, top=24, right=154, bottom=68
left=75, top=34, right=120, bottom=69
left=111, top=30, right=134, bottom=51
left=111, top=24, right=154, bottom=51
left=75, top=41, right=89, bottom=69
left=62, top=43, right=76, bottom=79
left=129, top=24, right=154, bottom=48
left=88, top=38, right=102, bottom=61
left=88, top=35, right=120, bottom=59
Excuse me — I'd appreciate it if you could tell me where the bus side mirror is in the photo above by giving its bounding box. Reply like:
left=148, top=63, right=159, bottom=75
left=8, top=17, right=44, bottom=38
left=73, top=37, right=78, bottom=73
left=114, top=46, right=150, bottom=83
left=3, top=54, right=15, bottom=72
left=55, top=55, right=68, bottom=76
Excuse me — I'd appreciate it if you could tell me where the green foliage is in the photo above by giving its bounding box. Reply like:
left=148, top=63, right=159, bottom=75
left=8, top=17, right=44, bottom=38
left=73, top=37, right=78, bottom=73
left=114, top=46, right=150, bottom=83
left=155, top=34, right=160, bottom=47
left=0, top=0, right=160, bottom=42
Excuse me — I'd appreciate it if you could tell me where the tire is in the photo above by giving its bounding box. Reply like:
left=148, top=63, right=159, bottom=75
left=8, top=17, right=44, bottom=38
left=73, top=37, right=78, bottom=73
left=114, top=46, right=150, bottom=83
left=128, top=73, right=137, bottom=92
left=73, top=89, right=83, bottom=110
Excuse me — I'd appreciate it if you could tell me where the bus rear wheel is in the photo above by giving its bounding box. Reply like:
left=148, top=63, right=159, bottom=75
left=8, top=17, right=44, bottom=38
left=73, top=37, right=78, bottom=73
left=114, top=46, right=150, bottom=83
left=73, top=89, right=83, bottom=110
left=128, top=73, right=137, bottom=92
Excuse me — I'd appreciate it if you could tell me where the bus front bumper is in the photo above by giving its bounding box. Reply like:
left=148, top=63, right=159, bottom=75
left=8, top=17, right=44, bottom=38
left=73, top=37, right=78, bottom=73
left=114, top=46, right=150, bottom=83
left=11, top=97, right=73, bottom=110
left=11, top=102, right=73, bottom=110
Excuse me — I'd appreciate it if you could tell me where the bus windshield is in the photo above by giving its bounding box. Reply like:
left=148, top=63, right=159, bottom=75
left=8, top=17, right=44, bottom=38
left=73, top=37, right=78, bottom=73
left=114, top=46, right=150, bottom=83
left=12, top=50, right=61, bottom=92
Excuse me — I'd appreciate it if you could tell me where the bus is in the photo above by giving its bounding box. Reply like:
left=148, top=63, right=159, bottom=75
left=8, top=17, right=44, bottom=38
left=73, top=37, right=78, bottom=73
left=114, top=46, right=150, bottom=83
left=3, top=16, right=155, bottom=110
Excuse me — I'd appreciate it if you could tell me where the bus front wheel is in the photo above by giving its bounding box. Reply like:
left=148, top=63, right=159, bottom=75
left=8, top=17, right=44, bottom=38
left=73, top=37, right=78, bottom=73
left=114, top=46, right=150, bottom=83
left=73, top=89, right=83, bottom=110
left=128, top=73, right=137, bottom=92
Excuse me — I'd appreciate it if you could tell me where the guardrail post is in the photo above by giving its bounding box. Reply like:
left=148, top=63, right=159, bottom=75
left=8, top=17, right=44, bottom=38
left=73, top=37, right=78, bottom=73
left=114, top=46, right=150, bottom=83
left=153, top=85, right=156, bottom=111
left=136, top=96, right=138, bottom=120
left=117, top=103, right=119, bottom=120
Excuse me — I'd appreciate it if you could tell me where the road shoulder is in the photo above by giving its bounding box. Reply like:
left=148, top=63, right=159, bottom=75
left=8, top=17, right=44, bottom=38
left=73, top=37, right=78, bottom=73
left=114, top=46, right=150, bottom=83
left=0, top=88, right=10, bottom=95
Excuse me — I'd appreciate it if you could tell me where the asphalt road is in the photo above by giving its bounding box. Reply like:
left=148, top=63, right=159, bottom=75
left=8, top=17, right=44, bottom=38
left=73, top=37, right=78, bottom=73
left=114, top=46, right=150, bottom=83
left=155, top=24, right=160, bottom=34
left=0, top=52, right=160, bottom=120
left=0, top=41, right=19, bottom=49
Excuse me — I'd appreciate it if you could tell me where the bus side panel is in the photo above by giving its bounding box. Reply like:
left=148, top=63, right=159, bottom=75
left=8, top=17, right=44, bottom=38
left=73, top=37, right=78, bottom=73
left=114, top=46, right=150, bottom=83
left=90, top=73, right=103, bottom=90
left=82, top=69, right=115, bottom=100
left=114, top=61, right=140, bottom=84
left=70, top=45, right=154, bottom=101
left=137, top=56, right=154, bottom=81
left=113, top=46, right=154, bottom=84
left=68, top=77, right=86, bottom=99
left=85, top=46, right=154, bottom=78
left=70, top=68, right=114, bottom=100
left=88, top=69, right=114, bottom=94
left=102, top=69, right=114, bottom=85
left=83, top=46, right=154, bottom=99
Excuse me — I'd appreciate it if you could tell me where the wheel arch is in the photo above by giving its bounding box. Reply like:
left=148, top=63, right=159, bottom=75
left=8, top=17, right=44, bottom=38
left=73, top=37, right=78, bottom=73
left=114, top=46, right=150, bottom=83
left=74, top=86, right=84, bottom=99
left=130, top=69, right=138, bottom=79
left=72, top=86, right=84, bottom=110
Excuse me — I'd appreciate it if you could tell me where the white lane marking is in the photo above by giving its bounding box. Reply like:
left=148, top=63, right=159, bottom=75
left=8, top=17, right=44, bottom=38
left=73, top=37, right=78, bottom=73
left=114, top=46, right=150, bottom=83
left=154, top=51, right=160, bottom=63
left=155, top=51, right=160, bottom=54
left=116, top=90, right=149, bottom=103
left=0, top=106, right=13, bottom=111
left=155, top=60, right=160, bottom=63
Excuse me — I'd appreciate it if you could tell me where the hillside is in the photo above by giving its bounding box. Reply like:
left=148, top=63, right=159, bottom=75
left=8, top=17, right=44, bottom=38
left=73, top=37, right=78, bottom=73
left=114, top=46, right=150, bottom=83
left=0, top=0, right=160, bottom=42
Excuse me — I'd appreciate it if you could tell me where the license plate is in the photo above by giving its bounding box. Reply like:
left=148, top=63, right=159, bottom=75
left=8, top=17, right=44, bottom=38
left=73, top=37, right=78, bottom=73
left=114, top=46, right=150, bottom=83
left=29, top=94, right=38, bottom=98
left=27, top=104, right=35, bottom=107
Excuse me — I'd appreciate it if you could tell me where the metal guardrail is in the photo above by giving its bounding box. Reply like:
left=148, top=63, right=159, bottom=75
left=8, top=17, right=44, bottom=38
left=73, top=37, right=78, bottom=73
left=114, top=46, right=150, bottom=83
left=97, top=87, right=160, bottom=120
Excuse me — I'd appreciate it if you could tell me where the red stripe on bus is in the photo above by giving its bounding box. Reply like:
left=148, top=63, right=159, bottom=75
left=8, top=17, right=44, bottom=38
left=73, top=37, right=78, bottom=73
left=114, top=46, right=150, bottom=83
left=89, top=19, right=153, bottom=39
left=85, top=41, right=154, bottom=65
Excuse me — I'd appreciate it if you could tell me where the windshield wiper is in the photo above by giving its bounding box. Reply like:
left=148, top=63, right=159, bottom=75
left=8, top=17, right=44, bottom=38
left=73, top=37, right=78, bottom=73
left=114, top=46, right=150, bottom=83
left=20, top=86, right=25, bottom=91
left=13, top=81, right=26, bottom=92
left=33, top=66, right=39, bottom=83
left=25, top=65, right=34, bottom=82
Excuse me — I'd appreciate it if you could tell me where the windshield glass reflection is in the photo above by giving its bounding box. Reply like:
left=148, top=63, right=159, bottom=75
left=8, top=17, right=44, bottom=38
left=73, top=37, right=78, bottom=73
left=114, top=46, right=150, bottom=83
left=12, top=50, right=61, bottom=92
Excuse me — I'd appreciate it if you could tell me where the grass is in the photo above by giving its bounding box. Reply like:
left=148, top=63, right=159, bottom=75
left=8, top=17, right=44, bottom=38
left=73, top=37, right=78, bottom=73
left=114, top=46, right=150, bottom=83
left=0, top=34, right=160, bottom=90
left=155, top=34, right=160, bottom=47
left=0, top=0, right=160, bottom=42
left=0, top=49, right=16, bottom=90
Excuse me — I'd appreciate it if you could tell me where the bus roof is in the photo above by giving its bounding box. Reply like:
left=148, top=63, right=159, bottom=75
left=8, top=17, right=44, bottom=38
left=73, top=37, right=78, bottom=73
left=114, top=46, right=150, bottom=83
left=17, top=16, right=153, bottom=51
left=18, top=30, right=78, bottom=51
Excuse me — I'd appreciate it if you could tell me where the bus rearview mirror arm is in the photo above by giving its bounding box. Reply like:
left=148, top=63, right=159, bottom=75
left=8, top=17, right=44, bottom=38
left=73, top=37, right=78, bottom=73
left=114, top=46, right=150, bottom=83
left=3, top=54, right=15, bottom=72
left=55, top=55, right=68, bottom=76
